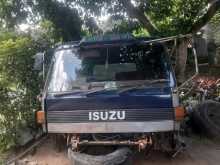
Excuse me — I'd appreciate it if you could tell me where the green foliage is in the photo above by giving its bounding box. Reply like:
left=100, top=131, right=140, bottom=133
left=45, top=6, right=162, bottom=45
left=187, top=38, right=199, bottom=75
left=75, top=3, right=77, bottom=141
left=142, top=0, right=208, bottom=35
left=34, top=0, right=82, bottom=41
left=0, top=85, right=18, bottom=151
left=0, top=37, right=35, bottom=85
left=0, top=31, right=47, bottom=151
left=71, top=0, right=122, bottom=17
left=0, top=85, right=11, bottom=151
left=132, top=28, right=149, bottom=37
left=209, top=12, right=220, bottom=44
left=0, top=0, right=215, bottom=37
left=70, top=0, right=210, bottom=36
left=0, top=17, right=58, bottom=151
left=32, top=20, right=61, bottom=48
left=0, top=0, right=83, bottom=41
left=0, top=0, right=28, bottom=28
left=111, top=19, right=140, bottom=34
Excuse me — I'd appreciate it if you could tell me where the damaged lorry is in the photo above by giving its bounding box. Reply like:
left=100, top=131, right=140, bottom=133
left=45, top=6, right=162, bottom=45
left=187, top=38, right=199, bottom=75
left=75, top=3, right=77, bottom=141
left=36, top=34, right=186, bottom=164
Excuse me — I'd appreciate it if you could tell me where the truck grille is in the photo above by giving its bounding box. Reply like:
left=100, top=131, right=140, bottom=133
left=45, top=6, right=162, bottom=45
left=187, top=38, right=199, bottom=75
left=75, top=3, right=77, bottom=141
left=47, top=108, right=174, bottom=123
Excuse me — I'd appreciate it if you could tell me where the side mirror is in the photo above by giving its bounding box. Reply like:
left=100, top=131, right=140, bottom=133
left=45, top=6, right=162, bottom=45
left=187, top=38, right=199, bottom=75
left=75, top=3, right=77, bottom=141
left=33, top=52, right=46, bottom=81
left=33, top=52, right=44, bottom=71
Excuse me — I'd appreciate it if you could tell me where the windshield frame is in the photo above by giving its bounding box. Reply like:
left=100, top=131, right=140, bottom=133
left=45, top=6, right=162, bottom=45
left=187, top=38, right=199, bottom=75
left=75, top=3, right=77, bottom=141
left=44, top=43, right=175, bottom=95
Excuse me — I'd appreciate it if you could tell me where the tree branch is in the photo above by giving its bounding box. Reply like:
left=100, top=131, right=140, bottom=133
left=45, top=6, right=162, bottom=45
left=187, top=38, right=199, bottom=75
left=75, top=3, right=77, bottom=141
left=190, top=0, right=220, bottom=33
left=119, top=0, right=159, bottom=35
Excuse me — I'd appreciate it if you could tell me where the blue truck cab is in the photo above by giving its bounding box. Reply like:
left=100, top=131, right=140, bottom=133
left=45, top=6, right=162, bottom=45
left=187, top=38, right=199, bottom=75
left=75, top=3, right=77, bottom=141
left=39, top=34, right=185, bottom=152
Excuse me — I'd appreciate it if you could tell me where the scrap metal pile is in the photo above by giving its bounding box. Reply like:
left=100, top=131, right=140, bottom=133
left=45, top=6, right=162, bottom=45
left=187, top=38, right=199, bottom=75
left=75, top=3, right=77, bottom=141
left=180, top=75, right=220, bottom=138
left=181, top=76, right=220, bottom=101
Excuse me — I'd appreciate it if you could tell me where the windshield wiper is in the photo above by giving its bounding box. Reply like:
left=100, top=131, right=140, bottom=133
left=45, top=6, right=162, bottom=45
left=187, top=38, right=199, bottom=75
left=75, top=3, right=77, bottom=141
left=86, top=88, right=117, bottom=95
left=52, top=90, right=86, bottom=97
left=51, top=79, right=169, bottom=97
left=117, top=79, right=169, bottom=94
left=51, top=88, right=115, bottom=97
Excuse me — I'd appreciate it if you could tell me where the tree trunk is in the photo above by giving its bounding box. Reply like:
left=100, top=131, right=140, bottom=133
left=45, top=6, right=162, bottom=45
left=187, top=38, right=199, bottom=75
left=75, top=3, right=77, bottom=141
left=175, top=38, right=189, bottom=83
left=119, top=0, right=159, bottom=35
left=190, top=0, right=220, bottom=33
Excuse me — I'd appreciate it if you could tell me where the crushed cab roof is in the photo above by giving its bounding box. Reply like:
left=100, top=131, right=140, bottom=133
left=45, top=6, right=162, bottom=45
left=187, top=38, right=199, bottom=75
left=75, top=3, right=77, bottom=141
left=79, top=34, right=155, bottom=48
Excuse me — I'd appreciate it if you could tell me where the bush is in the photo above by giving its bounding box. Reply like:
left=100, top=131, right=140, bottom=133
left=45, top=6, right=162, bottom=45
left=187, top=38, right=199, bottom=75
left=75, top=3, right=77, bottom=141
left=0, top=33, right=42, bottom=151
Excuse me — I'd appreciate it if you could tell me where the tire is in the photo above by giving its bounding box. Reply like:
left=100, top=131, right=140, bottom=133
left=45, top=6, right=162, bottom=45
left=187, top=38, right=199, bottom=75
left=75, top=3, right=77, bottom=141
left=120, top=154, right=133, bottom=165
left=68, top=147, right=132, bottom=165
left=191, top=100, right=220, bottom=138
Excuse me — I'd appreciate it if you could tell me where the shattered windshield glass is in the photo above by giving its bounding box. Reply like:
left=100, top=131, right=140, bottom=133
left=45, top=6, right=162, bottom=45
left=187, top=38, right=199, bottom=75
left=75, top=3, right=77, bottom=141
left=47, top=44, right=170, bottom=93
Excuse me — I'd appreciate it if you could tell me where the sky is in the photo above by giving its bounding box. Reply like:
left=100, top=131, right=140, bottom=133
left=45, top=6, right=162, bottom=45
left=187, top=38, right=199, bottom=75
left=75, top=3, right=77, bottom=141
left=18, top=11, right=110, bottom=32
left=19, top=24, right=30, bottom=31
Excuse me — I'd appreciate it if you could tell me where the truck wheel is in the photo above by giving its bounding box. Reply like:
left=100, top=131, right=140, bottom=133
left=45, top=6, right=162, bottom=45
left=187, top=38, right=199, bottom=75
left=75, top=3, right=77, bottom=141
left=68, top=147, right=132, bottom=165
left=121, top=154, right=133, bottom=165
left=191, top=100, right=220, bottom=138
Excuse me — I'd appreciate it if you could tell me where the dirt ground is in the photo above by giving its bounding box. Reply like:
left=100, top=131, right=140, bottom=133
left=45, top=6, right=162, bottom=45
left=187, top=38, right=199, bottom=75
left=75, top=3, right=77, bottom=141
left=17, top=136, right=220, bottom=165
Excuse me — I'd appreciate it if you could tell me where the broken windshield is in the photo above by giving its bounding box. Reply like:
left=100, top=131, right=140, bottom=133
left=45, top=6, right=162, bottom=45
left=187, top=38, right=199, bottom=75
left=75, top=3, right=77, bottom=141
left=47, top=43, right=170, bottom=93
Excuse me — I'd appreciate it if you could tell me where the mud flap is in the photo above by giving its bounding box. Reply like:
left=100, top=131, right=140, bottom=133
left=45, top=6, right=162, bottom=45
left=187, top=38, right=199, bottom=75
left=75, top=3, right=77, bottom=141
left=67, top=147, right=132, bottom=165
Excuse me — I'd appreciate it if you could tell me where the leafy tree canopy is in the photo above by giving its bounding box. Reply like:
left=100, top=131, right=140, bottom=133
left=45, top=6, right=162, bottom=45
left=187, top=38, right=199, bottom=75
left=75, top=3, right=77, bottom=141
left=33, top=0, right=82, bottom=41
left=0, top=0, right=28, bottom=28
left=1, top=0, right=220, bottom=37
left=69, top=0, right=219, bottom=36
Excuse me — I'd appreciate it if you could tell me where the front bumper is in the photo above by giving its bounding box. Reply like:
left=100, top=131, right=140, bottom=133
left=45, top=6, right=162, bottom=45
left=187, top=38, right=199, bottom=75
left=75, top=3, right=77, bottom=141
left=48, top=120, right=174, bottom=133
